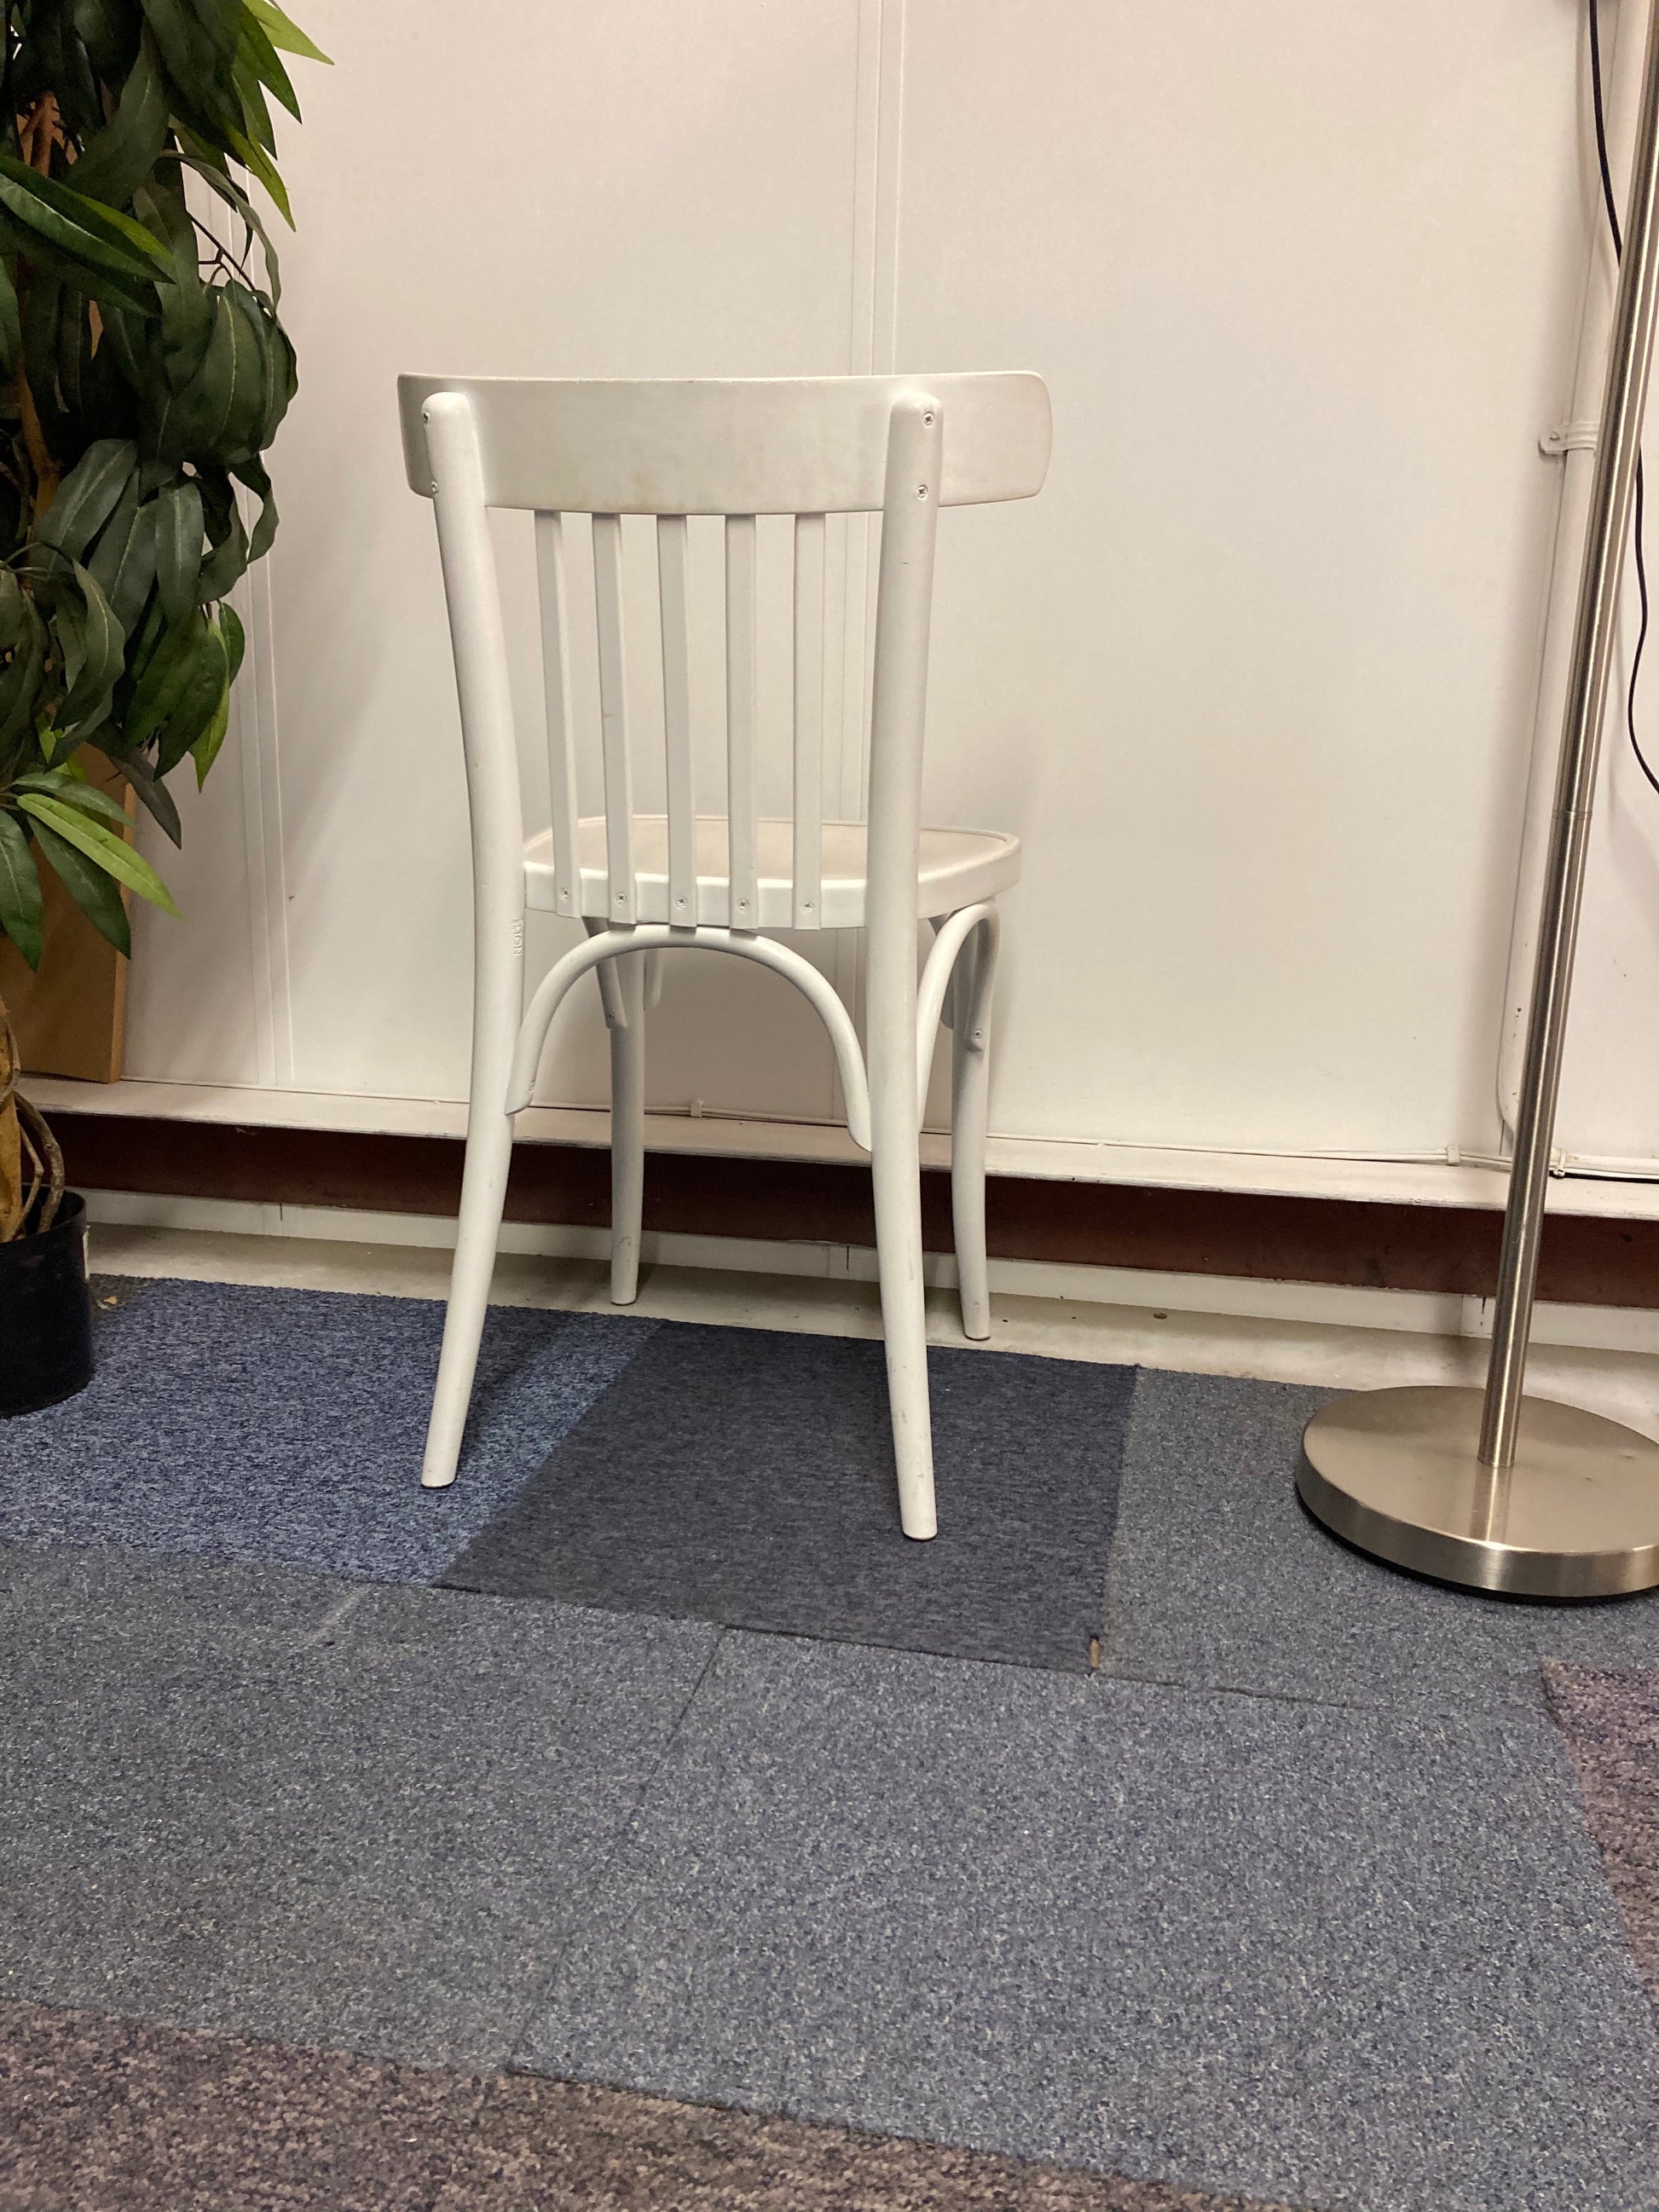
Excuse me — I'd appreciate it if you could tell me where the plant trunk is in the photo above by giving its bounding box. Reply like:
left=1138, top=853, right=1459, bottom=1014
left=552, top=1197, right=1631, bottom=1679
left=0, top=990, right=23, bottom=1239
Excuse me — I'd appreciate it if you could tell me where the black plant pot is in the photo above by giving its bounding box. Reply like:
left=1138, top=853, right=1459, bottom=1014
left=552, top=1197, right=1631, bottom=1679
left=0, top=1190, right=94, bottom=1417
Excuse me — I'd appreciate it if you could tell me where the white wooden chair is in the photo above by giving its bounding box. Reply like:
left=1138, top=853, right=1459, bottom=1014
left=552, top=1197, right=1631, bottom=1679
left=398, top=373, right=1052, bottom=1538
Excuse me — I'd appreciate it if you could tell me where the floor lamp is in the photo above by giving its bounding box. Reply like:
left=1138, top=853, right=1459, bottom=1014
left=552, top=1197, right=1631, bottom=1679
left=1299, top=0, right=1659, bottom=1599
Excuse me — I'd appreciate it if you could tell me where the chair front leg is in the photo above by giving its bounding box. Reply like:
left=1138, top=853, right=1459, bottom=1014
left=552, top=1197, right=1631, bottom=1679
left=422, top=940, right=523, bottom=1490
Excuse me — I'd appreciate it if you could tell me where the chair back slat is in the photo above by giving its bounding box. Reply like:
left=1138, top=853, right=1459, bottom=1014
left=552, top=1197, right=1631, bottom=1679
left=591, top=513, right=635, bottom=919
left=407, top=376, right=1052, bottom=936
left=533, top=511, right=580, bottom=915
left=791, top=513, right=826, bottom=927
left=724, top=514, right=759, bottom=925
left=656, top=515, right=697, bottom=924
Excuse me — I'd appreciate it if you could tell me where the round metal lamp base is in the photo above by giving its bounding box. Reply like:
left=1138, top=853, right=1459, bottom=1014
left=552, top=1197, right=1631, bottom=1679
left=1298, top=1386, right=1659, bottom=1599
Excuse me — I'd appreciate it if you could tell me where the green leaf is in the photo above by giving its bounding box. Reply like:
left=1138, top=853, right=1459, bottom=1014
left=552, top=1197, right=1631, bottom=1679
left=159, top=267, right=217, bottom=390
left=0, top=154, right=173, bottom=309
left=223, top=124, right=293, bottom=228
left=109, top=747, right=182, bottom=846
left=0, top=811, right=43, bottom=969
left=154, top=283, right=267, bottom=462
left=36, top=439, right=137, bottom=562
left=10, top=770, right=132, bottom=830
left=124, top=604, right=205, bottom=745
left=154, top=617, right=228, bottom=771
left=16, top=792, right=180, bottom=917
left=72, top=33, right=173, bottom=209
left=72, top=0, right=145, bottom=84
left=197, top=492, right=248, bottom=598
left=239, top=7, right=302, bottom=119
left=246, top=0, right=332, bottom=65
left=217, top=599, right=246, bottom=684
left=27, top=816, right=130, bottom=955
left=162, top=149, right=281, bottom=303
left=0, top=594, right=49, bottom=752
left=0, top=567, right=32, bottom=655
left=154, top=478, right=205, bottom=622
left=142, top=0, right=240, bottom=121
left=192, top=677, right=230, bottom=783
left=88, top=482, right=161, bottom=637
left=55, top=561, right=128, bottom=736
left=234, top=51, right=280, bottom=154
left=0, top=259, right=20, bottom=379
left=231, top=453, right=278, bottom=561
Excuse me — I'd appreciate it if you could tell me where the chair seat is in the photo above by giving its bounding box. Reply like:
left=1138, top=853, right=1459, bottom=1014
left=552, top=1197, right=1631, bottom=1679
left=523, top=816, right=1021, bottom=928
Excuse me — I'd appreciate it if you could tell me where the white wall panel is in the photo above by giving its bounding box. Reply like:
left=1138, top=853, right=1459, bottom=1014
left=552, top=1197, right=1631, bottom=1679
left=898, top=0, right=1587, bottom=1155
left=120, top=0, right=1639, bottom=1191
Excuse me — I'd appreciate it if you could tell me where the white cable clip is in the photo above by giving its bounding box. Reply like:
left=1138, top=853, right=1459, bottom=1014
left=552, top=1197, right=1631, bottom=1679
left=1540, top=419, right=1600, bottom=457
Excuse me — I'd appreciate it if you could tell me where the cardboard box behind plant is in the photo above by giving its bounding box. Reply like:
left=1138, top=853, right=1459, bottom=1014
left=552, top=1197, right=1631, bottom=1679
left=0, top=753, right=131, bottom=1083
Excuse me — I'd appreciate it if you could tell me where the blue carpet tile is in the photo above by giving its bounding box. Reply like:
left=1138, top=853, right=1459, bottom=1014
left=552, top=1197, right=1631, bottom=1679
left=0, top=1277, right=655, bottom=1583
left=1101, top=1368, right=1659, bottom=1718
left=518, top=1631, right=1659, bottom=2212
left=0, top=1544, right=719, bottom=2070
left=444, top=1324, right=1135, bottom=1672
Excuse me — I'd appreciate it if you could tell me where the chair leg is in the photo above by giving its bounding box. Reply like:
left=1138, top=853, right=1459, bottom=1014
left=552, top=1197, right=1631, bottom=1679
left=422, top=1089, right=517, bottom=1493
left=951, top=910, right=999, bottom=1341
left=606, top=953, right=647, bottom=1305
left=869, top=1001, right=937, bottom=1542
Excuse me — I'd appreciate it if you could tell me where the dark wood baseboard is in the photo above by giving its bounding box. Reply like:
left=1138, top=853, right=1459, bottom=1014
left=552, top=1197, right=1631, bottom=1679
left=46, top=1109, right=1659, bottom=1310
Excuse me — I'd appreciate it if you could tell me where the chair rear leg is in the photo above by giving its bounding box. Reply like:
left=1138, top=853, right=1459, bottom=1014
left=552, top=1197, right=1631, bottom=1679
left=870, top=1021, right=937, bottom=1540
left=951, top=910, right=999, bottom=1341
left=607, top=952, right=647, bottom=1304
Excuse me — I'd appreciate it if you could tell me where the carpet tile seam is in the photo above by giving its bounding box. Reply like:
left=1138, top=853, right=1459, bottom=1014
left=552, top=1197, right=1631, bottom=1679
left=499, top=1623, right=733, bottom=2073
left=1090, top=1658, right=1554, bottom=1726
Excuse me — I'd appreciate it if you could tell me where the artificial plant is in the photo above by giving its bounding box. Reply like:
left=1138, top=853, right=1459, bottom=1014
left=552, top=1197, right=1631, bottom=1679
left=0, top=0, right=327, bottom=1240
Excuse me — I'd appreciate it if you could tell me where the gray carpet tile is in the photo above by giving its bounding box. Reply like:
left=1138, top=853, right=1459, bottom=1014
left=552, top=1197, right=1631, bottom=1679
left=1545, top=1661, right=1659, bottom=2007
left=1101, top=1368, right=1659, bottom=1718
left=0, top=1544, right=718, bottom=2071
left=518, top=1632, right=1659, bottom=2212
left=0, top=1999, right=1303, bottom=2212
left=444, top=1324, right=1134, bottom=1672
left=0, top=1276, right=655, bottom=1584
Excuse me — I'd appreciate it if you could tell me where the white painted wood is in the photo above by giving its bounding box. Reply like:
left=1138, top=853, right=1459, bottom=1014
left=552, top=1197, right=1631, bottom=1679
left=609, top=951, right=647, bottom=1301
left=951, top=910, right=998, bottom=1339
left=724, top=516, right=760, bottom=924
left=523, top=817, right=1017, bottom=927
left=397, top=373, right=1052, bottom=515
left=416, top=392, right=526, bottom=1488
left=793, top=513, right=827, bottom=924
left=656, top=514, right=697, bottom=921
left=533, top=511, right=581, bottom=915
left=506, top=921, right=874, bottom=1149
left=591, top=513, right=636, bottom=921
left=865, top=393, right=944, bottom=1538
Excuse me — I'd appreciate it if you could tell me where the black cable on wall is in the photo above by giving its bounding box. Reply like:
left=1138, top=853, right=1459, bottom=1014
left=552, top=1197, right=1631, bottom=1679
left=1589, top=0, right=1659, bottom=794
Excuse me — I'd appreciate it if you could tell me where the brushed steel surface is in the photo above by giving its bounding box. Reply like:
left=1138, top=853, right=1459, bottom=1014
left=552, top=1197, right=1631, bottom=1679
left=1483, top=0, right=1659, bottom=1464
left=1299, top=1386, right=1659, bottom=1598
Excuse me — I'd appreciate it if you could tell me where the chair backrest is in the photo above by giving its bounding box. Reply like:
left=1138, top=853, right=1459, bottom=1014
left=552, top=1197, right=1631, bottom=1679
left=398, top=373, right=1051, bottom=937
